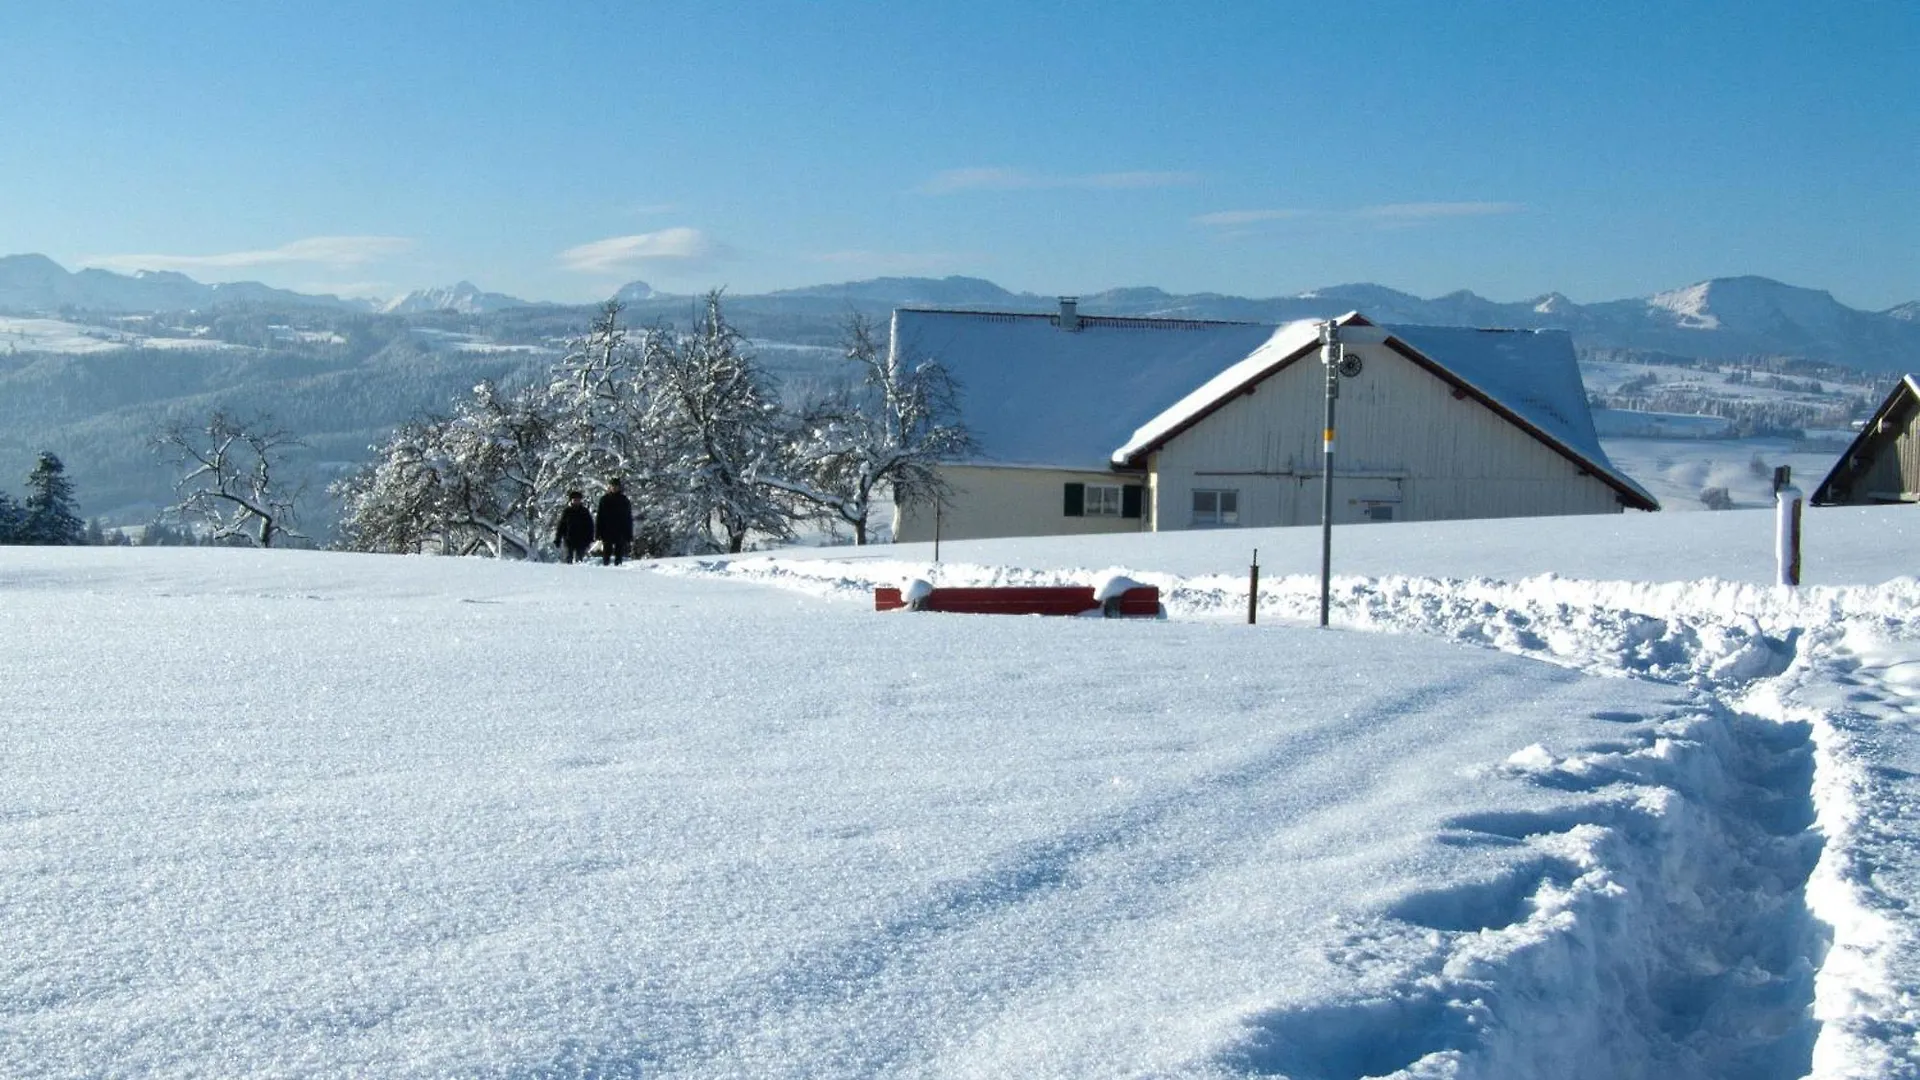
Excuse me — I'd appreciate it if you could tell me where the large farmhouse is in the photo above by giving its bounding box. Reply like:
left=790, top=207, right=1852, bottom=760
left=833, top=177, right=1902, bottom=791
left=890, top=302, right=1657, bottom=542
left=1812, top=374, right=1920, bottom=506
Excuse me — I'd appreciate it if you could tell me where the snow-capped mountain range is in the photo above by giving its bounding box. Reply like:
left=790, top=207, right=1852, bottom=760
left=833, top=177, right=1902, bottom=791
left=1, top=253, right=1914, bottom=371
left=379, top=281, right=535, bottom=315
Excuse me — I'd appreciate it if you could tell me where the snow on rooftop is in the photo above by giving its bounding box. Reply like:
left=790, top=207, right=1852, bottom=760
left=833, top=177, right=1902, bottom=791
left=891, top=309, right=1277, bottom=469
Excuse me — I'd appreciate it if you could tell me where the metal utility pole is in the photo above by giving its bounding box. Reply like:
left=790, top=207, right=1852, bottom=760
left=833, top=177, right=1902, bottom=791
left=1317, top=320, right=1364, bottom=628
left=1318, top=322, right=1339, bottom=627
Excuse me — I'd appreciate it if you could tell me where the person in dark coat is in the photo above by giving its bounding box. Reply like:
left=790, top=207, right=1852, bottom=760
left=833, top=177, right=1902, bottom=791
left=553, top=490, right=595, bottom=564
left=596, top=477, right=635, bottom=566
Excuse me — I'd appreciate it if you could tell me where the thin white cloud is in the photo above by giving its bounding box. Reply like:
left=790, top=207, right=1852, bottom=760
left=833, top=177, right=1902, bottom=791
left=1356, top=201, right=1526, bottom=221
left=84, top=236, right=416, bottom=273
left=919, top=167, right=1201, bottom=194
left=1191, top=209, right=1316, bottom=227
left=558, top=228, right=730, bottom=274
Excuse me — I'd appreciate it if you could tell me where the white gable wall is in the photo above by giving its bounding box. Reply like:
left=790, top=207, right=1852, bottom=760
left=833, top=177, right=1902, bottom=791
left=1148, top=341, right=1626, bottom=529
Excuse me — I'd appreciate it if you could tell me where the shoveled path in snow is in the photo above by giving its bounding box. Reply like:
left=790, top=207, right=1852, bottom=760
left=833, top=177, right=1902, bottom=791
left=1747, top=619, right=1920, bottom=1079
left=663, top=551, right=1919, bottom=1078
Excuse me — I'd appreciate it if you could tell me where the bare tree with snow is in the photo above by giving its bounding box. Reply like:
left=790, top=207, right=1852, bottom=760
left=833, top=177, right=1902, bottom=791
left=794, top=313, right=974, bottom=544
left=156, top=411, right=306, bottom=547
left=643, top=291, right=794, bottom=554
left=332, top=416, right=454, bottom=554
left=333, top=386, right=562, bottom=560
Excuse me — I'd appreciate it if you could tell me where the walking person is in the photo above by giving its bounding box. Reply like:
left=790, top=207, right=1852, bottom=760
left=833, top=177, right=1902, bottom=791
left=553, top=490, right=595, bottom=564
left=596, top=477, right=635, bottom=566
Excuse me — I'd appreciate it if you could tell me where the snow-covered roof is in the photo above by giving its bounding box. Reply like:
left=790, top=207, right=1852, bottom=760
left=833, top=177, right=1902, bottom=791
left=893, top=306, right=1655, bottom=509
left=1109, top=313, right=1658, bottom=511
left=889, top=308, right=1281, bottom=470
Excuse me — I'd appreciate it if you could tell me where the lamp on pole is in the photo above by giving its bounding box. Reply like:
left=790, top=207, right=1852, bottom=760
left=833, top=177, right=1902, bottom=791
left=1318, top=320, right=1364, bottom=628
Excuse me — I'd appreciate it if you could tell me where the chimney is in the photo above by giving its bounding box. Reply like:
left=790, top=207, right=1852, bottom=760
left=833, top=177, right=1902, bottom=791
left=1058, top=296, right=1081, bottom=331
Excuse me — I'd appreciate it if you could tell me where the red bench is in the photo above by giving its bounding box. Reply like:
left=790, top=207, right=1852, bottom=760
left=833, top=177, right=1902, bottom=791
left=874, top=584, right=1161, bottom=617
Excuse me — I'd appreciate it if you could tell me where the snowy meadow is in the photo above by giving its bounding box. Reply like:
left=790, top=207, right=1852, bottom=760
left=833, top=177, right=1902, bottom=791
left=3, top=505, right=1916, bottom=1078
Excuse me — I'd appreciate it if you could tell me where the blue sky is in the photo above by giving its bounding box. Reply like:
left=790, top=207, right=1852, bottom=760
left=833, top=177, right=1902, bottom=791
left=3, top=1, right=1914, bottom=308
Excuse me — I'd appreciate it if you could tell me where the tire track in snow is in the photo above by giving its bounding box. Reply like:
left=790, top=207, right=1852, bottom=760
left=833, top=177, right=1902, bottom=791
left=616, top=669, right=1514, bottom=1078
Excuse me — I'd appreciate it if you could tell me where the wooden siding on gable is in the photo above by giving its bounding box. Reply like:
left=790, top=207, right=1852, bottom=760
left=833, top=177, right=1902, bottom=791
left=1814, top=380, right=1920, bottom=505
left=1149, top=340, right=1624, bottom=528
left=1853, top=411, right=1920, bottom=502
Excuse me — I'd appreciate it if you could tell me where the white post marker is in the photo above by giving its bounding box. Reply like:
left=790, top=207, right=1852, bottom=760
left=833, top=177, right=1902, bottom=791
left=1776, top=481, right=1804, bottom=587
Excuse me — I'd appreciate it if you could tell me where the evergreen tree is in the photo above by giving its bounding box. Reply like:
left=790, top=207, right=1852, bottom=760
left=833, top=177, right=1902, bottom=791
left=0, top=490, right=23, bottom=544
left=22, top=452, right=84, bottom=545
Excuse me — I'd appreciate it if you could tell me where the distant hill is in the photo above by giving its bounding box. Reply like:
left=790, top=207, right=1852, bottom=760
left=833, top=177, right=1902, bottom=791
left=766, top=275, right=1021, bottom=308
left=0, top=254, right=365, bottom=313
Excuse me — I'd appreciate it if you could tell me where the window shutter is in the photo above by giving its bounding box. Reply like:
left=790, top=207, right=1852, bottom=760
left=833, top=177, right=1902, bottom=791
left=1063, top=482, right=1085, bottom=516
left=1122, top=484, right=1143, bottom=519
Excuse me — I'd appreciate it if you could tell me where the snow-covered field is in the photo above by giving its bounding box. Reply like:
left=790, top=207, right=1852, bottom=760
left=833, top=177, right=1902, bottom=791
left=0, top=315, right=247, bottom=354
left=1580, top=359, right=1876, bottom=407
left=3, top=506, right=1916, bottom=1078
left=0, top=316, right=137, bottom=355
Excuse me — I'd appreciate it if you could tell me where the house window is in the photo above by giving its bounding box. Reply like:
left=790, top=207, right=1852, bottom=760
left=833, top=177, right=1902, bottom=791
left=1085, top=484, right=1123, bottom=516
left=1192, top=488, right=1239, bottom=526
left=1065, top=482, right=1144, bottom=518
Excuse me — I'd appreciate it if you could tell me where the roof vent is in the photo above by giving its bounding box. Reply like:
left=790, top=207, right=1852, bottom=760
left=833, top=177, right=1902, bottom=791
left=1058, top=296, right=1081, bottom=331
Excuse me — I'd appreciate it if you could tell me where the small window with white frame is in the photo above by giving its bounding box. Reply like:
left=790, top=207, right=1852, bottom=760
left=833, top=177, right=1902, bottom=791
left=1085, top=483, right=1123, bottom=517
left=1191, top=488, right=1239, bottom=526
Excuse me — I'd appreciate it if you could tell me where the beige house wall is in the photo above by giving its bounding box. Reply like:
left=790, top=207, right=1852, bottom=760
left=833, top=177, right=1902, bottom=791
left=1149, top=340, right=1625, bottom=529
left=893, top=464, right=1150, bottom=542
